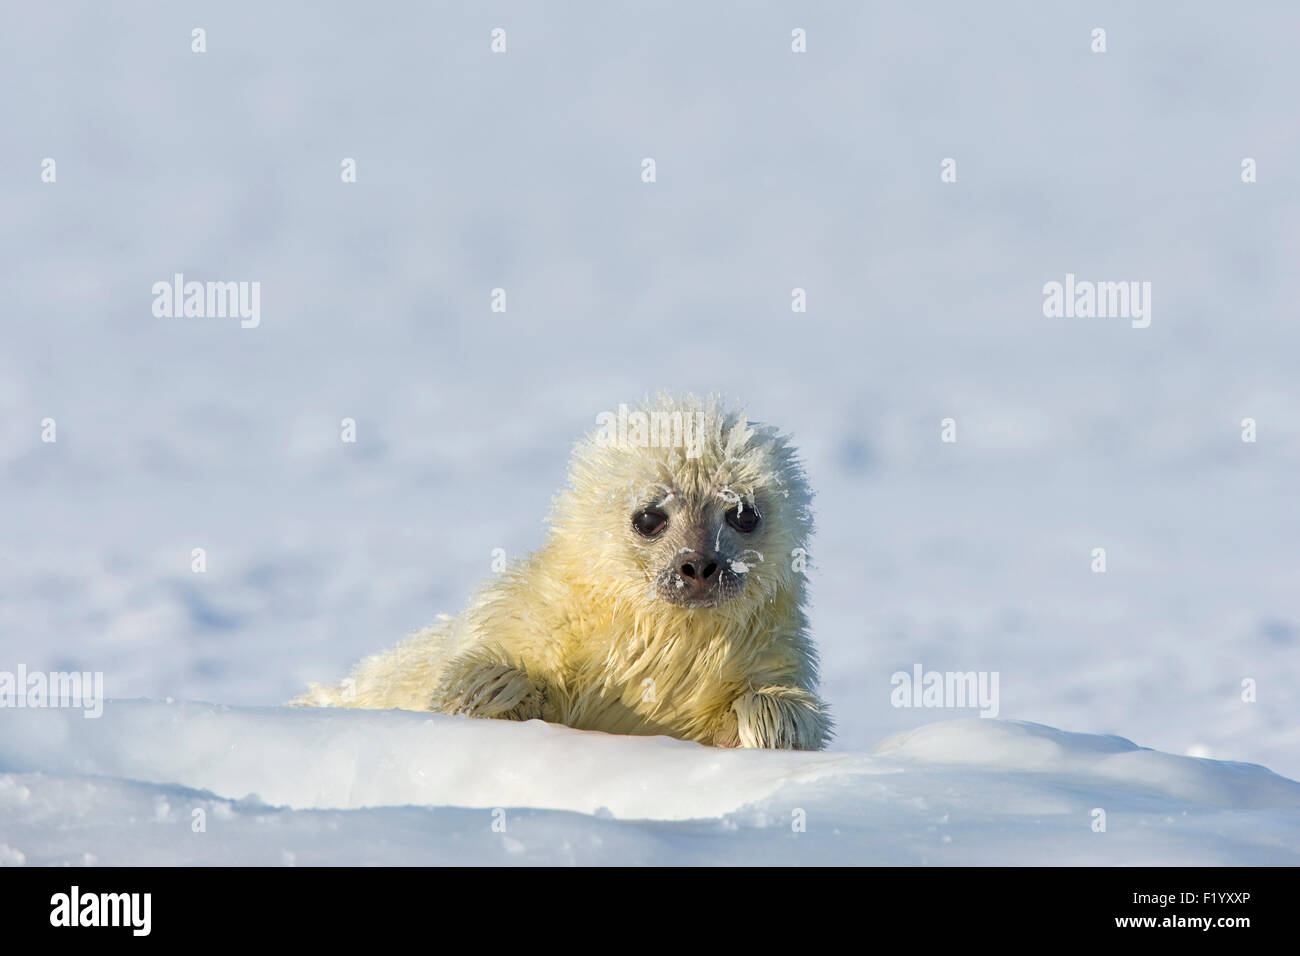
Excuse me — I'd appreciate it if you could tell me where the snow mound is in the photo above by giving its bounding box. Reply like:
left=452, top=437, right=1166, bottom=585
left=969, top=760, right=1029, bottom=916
left=1, top=700, right=1297, bottom=865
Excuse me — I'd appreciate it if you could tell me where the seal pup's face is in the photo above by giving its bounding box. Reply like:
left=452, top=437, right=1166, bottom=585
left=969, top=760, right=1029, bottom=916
left=628, top=488, right=767, bottom=608
left=555, top=395, right=813, bottom=619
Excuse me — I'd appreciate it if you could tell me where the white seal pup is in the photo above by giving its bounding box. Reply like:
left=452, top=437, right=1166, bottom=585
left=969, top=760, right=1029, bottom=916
left=291, top=394, right=831, bottom=749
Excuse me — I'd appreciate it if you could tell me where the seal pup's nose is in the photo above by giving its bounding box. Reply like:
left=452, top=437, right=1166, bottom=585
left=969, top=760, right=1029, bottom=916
left=677, top=550, right=720, bottom=588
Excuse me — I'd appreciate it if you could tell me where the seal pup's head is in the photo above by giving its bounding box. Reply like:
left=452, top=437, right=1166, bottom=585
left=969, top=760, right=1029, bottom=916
left=551, top=394, right=813, bottom=619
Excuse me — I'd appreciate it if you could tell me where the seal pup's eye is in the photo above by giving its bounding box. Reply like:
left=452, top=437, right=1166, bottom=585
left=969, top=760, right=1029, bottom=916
left=632, top=509, right=668, bottom=538
left=725, top=505, right=761, bottom=533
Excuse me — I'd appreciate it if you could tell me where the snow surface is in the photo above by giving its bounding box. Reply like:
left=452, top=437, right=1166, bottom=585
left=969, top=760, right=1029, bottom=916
left=1, top=701, right=1298, bottom=866
left=2, top=2, right=1299, bottom=864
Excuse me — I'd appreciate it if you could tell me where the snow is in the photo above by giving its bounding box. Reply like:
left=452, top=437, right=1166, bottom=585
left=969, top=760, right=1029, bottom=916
left=1, top=701, right=1297, bottom=865
left=3, top=2, right=1299, bottom=863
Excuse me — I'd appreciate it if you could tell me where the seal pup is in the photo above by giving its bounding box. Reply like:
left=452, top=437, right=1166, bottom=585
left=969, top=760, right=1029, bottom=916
left=291, top=394, right=831, bottom=749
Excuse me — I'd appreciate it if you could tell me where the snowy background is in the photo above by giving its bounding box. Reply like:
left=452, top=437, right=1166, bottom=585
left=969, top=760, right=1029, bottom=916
left=1, top=1, right=1298, bottom=864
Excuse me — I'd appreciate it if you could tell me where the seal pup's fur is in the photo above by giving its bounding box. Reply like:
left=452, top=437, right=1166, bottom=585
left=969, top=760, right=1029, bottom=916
left=291, top=394, right=831, bottom=749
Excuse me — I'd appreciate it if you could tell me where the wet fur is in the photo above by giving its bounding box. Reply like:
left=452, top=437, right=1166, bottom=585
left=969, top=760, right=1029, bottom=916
left=290, top=394, right=831, bottom=749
